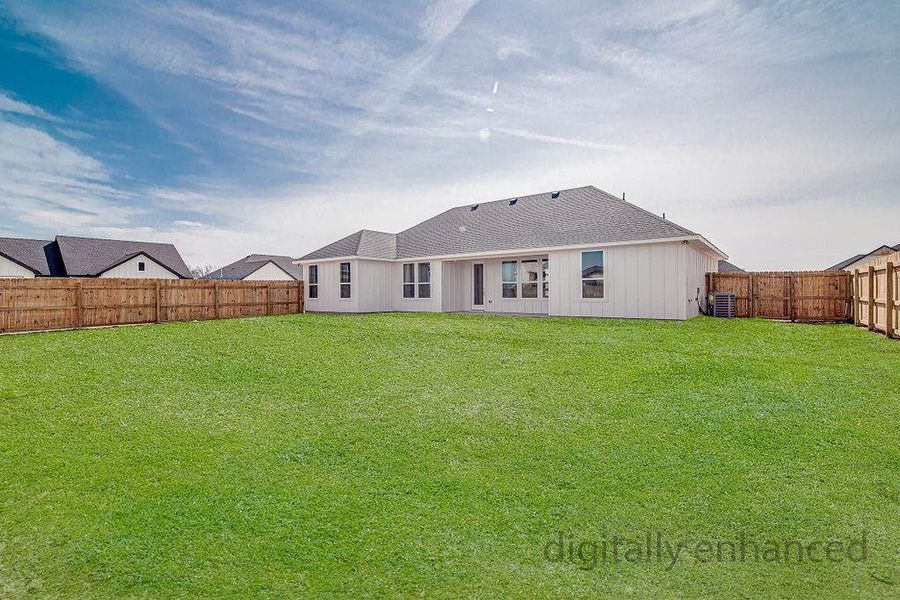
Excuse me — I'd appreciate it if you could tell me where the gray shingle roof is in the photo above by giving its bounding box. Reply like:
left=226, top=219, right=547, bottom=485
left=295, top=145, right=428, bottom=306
left=825, top=244, right=897, bottom=271
left=55, top=235, right=191, bottom=278
left=300, top=229, right=397, bottom=261
left=203, top=254, right=302, bottom=280
left=299, top=186, right=697, bottom=261
left=0, top=237, right=55, bottom=275
left=718, top=260, right=745, bottom=273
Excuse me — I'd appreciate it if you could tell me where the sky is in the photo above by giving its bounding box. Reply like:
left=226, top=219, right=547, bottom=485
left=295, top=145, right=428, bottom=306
left=0, top=0, right=898, bottom=271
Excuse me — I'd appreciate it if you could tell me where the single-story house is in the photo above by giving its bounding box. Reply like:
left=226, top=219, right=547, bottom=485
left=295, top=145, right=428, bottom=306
left=718, top=260, right=745, bottom=273
left=203, top=254, right=302, bottom=281
left=826, top=244, right=900, bottom=271
left=295, top=186, right=727, bottom=320
left=0, top=235, right=191, bottom=279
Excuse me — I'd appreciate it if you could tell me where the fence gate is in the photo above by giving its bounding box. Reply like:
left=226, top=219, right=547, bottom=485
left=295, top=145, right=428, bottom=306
left=706, top=272, right=851, bottom=322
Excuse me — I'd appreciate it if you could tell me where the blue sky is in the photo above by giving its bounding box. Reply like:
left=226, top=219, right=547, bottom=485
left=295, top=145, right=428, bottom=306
left=1, top=0, right=898, bottom=269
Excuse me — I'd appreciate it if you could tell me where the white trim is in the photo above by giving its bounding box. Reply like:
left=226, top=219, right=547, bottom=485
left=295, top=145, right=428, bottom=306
left=401, top=261, right=432, bottom=300
left=579, top=249, right=607, bottom=302
left=294, top=234, right=727, bottom=266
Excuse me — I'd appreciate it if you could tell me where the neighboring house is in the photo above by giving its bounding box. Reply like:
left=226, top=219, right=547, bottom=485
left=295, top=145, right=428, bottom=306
left=203, top=254, right=302, bottom=281
left=295, top=186, right=727, bottom=320
left=718, top=260, right=745, bottom=273
left=0, top=235, right=191, bottom=279
left=826, top=244, right=900, bottom=271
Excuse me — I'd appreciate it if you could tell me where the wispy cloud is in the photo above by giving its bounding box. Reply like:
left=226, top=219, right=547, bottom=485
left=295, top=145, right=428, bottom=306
left=1, top=0, right=898, bottom=269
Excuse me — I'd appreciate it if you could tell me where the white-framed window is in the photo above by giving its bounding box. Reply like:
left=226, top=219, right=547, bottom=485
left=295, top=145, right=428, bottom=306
left=339, top=262, right=351, bottom=299
left=402, top=262, right=432, bottom=298
left=521, top=259, right=538, bottom=298
left=308, top=265, right=318, bottom=299
left=581, top=250, right=604, bottom=299
left=403, top=263, right=415, bottom=298
left=418, top=262, right=431, bottom=298
left=502, top=260, right=517, bottom=298
left=542, top=258, right=549, bottom=298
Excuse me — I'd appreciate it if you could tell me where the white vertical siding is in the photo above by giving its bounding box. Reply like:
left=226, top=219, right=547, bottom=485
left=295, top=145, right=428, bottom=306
left=304, top=260, right=358, bottom=313
left=0, top=255, right=36, bottom=278
left=243, top=261, right=296, bottom=281
left=99, top=254, right=179, bottom=279
left=684, top=242, right=719, bottom=317
left=302, top=240, right=720, bottom=319
left=550, top=241, right=692, bottom=320
left=396, top=260, right=443, bottom=312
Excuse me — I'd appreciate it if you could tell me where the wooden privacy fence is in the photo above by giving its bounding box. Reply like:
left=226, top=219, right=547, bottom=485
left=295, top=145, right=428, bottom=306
left=0, top=278, right=304, bottom=334
left=852, top=250, right=899, bottom=339
left=706, top=271, right=852, bottom=322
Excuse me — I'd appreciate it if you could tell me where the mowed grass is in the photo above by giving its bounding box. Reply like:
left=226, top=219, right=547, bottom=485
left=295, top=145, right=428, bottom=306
left=1, top=313, right=898, bottom=598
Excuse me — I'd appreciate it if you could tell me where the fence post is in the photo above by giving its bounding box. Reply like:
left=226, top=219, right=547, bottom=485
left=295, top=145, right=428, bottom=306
left=750, top=273, right=757, bottom=318
left=867, top=266, right=875, bottom=331
left=788, top=275, right=795, bottom=322
left=887, top=262, right=894, bottom=338
left=266, top=283, right=272, bottom=315
left=74, top=280, right=83, bottom=329
left=298, top=280, right=304, bottom=313
left=155, top=281, right=161, bottom=323
left=214, top=282, right=220, bottom=320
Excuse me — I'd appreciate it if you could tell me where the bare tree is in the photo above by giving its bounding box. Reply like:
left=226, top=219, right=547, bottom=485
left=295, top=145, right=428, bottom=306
left=189, top=264, right=216, bottom=279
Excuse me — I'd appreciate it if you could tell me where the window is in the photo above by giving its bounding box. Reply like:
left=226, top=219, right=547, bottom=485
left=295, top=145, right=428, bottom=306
left=521, top=260, right=538, bottom=298
left=581, top=251, right=605, bottom=299
left=542, top=258, right=549, bottom=298
left=138, top=261, right=146, bottom=272
left=418, top=263, right=431, bottom=298
left=340, top=262, right=351, bottom=299
left=403, top=263, right=415, bottom=298
left=502, top=261, right=517, bottom=298
left=402, top=262, right=432, bottom=298
left=308, top=265, right=318, bottom=299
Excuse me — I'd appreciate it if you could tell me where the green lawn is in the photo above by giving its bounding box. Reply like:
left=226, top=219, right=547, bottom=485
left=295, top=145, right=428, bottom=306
left=1, top=313, right=898, bottom=598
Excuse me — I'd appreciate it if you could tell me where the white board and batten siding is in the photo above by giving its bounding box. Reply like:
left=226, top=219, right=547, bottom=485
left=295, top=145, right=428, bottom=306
left=99, top=254, right=180, bottom=279
left=0, top=254, right=36, bottom=278
left=550, top=241, right=717, bottom=320
left=303, top=239, right=721, bottom=320
left=243, top=261, right=296, bottom=281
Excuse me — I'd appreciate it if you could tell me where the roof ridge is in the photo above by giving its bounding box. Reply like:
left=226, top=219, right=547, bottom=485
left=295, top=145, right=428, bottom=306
left=588, top=185, right=695, bottom=236
left=56, top=234, right=175, bottom=246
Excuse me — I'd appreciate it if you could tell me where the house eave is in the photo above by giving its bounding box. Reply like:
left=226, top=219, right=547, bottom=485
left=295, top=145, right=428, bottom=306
left=294, top=235, right=728, bottom=265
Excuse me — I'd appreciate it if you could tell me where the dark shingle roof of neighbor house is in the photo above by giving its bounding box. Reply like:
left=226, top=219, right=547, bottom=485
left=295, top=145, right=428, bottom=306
left=299, top=186, right=705, bottom=261
left=718, top=260, right=745, bottom=273
left=54, top=235, right=191, bottom=278
left=0, top=237, right=59, bottom=275
left=203, top=254, right=302, bottom=280
left=825, top=244, right=897, bottom=271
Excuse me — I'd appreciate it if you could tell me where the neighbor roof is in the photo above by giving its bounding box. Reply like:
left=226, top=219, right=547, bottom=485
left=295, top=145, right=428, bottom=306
left=204, top=254, right=302, bottom=280
left=0, top=237, right=58, bottom=275
left=54, top=235, right=191, bottom=278
left=299, top=186, right=712, bottom=261
left=826, top=244, right=897, bottom=271
left=718, top=260, right=745, bottom=273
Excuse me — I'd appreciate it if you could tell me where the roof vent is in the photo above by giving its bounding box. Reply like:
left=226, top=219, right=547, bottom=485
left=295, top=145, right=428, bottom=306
left=470, top=204, right=479, bottom=211
left=508, top=198, right=518, bottom=206
left=551, top=190, right=560, bottom=199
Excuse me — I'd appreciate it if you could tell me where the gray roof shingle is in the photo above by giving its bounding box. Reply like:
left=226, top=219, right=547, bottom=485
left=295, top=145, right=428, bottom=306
left=300, top=229, right=397, bottom=261
left=0, top=237, right=55, bottom=275
left=55, top=235, right=191, bottom=278
left=718, top=260, right=745, bottom=273
left=299, top=186, right=697, bottom=261
left=204, top=254, right=302, bottom=280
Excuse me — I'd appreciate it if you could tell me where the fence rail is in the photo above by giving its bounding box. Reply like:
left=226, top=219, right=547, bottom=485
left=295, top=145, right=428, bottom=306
left=706, top=271, right=852, bottom=322
left=0, top=278, right=304, bottom=334
left=852, top=251, right=898, bottom=340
